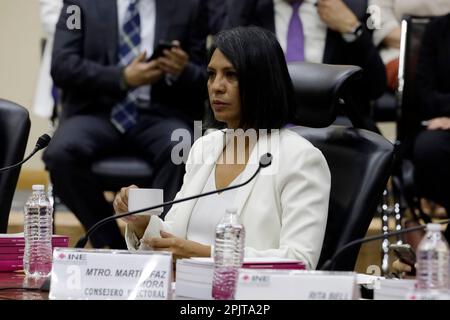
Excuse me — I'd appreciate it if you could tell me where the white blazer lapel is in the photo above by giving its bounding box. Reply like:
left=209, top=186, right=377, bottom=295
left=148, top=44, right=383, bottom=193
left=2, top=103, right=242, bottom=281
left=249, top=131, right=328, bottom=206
left=170, top=130, right=226, bottom=238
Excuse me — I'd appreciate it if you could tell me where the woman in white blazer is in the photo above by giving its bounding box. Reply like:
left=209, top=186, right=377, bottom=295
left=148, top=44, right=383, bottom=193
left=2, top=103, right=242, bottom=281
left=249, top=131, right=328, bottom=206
left=114, top=27, right=331, bottom=270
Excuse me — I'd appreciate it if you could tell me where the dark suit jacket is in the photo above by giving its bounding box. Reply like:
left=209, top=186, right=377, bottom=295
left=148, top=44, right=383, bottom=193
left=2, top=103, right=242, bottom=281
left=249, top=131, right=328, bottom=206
left=207, top=0, right=227, bottom=35
left=416, top=13, right=450, bottom=119
left=51, top=0, right=208, bottom=121
left=222, top=0, right=386, bottom=104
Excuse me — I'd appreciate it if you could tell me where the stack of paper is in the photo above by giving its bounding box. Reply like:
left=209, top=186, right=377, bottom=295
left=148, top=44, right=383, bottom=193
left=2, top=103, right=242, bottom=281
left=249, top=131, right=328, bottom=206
left=175, top=257, right=306, bottom=300
left=0, top=233, right=69, bottom=272
left=373, top=278, right=417, bottom=300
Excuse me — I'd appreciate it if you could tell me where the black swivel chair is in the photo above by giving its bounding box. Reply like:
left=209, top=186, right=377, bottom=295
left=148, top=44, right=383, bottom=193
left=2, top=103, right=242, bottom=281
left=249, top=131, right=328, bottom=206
left=49, top=114, right=155, bottom=212
left=374, top=16, right=436, bottom=259
left=360, top=16, right=436, bottom=272
left=394, top=16, right=436, bottom=217
left=287, top=63, right=394, bottom=271
left=91, top=154, right=154, bottom=192
left=0, top=99, right=31, bottom=232
left=372, top=92, right=398, bottom=123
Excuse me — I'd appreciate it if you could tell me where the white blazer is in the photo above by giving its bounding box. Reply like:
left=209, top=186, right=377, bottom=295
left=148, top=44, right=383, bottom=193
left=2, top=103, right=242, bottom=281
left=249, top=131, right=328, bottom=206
left=126, top=128, right=331, bottom=269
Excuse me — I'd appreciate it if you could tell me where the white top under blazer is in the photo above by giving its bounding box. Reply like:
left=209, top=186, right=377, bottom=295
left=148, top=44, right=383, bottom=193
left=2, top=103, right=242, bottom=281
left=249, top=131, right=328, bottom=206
left=126, top=128, right=331, bottom=270
left=186, top=166, right=243, bottom=245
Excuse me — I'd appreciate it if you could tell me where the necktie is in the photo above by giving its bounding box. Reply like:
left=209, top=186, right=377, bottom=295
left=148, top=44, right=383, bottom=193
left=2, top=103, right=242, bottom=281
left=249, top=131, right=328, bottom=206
left=111, top=0, right=141, bottom=133
left=285, top=1, right=305, bottom=62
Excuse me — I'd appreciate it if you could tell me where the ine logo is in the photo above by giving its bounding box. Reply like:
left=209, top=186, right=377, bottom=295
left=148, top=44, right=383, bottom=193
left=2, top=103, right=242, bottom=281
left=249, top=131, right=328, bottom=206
left=57, top=252, right=87, bottom=261
left=66, top=5, right=81, bottom=30
left=240, top=274, right=271, bottom=287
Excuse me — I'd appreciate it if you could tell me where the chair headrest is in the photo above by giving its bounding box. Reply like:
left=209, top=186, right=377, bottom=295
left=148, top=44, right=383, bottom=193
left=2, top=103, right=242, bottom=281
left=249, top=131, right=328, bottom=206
left=288, top=62, right=363, bottom=128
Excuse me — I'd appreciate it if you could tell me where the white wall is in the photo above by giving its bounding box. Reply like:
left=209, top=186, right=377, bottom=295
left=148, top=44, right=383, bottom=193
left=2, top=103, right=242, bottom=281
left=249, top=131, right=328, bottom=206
left=0, top=0, right=49, bottom=171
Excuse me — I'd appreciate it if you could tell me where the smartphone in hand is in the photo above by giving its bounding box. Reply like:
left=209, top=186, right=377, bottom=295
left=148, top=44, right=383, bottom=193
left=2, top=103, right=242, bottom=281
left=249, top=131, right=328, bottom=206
left=390, top=243, right=416, bottom=266
left=147, top=41, right=176, bottom=61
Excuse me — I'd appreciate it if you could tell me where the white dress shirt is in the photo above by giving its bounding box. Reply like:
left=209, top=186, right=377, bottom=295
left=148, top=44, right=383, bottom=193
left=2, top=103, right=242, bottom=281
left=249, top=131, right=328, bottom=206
left=117, top=0, right=156, bottom=103
left=274, top=0, right=327, bottom=63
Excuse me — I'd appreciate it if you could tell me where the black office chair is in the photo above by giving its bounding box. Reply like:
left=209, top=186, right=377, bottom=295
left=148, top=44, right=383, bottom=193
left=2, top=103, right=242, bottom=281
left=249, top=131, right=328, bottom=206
left=372, top=91, right=397, bottom=123
left=288, top=63, right=362, bottom=128
left=287, top=63, right=394, bottom=271
left=48, top=151, right=154, bottom=227
left=0, top=99, right=31, bottom=232
left=48, top=110, right=154, bottom=211
left=394, top=15, right=436, bottom=214
left=376, top=16, right=436, bottom=258
left=91, top=155, right=154, bottom=192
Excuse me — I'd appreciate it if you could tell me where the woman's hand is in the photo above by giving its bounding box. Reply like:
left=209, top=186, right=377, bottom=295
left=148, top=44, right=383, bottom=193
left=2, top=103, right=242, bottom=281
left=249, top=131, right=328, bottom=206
left=113, top=185, right=150, bottom=239
left=142, top=231, right=211, bottom=262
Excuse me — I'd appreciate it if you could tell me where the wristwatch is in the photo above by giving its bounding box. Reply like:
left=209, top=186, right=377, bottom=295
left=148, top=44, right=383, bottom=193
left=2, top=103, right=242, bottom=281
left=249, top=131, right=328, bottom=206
left=342, top=22, right=364, bottom=43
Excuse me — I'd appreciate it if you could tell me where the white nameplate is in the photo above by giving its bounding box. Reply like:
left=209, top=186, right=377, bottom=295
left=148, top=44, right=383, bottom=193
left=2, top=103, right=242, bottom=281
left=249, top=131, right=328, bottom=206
left=236, top=270, right=359, bottom=300
left=49, top=248, right=172, bottom=300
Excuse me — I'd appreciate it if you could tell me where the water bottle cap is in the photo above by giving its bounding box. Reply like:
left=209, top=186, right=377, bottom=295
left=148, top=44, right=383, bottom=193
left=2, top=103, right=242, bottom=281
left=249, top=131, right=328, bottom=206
left=225, top=207, right=238, bottom=214
left=32, top=185, right=45, bottom=191
left=426, top=223, right=442, bottom=232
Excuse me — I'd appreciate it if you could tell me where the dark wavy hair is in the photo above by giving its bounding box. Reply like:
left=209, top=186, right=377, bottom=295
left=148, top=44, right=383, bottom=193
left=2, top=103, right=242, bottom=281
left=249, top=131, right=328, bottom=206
left=207, top=26, right=296, bottom=130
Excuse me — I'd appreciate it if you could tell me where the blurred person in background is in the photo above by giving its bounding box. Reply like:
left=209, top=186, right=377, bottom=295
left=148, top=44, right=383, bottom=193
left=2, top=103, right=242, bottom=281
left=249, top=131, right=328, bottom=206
left=44, top=0, right=208, bottom=249
left=370, top=0, right=450, bottom=91
left=33, top=0, right=62, bottom=120
left=219, top=0, right=386, bottom=132
left=413, top=13, right=450, bottom=222
left=393, top=13, right=450, bottom=276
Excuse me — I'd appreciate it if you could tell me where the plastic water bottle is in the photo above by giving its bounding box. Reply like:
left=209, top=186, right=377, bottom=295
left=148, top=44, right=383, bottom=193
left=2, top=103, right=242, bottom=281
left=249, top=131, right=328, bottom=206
left=413, top=223, right=450, bottom=299
left=211, top=208, right=245, bottom=300
left=23, top=185, right=54, bottom=277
